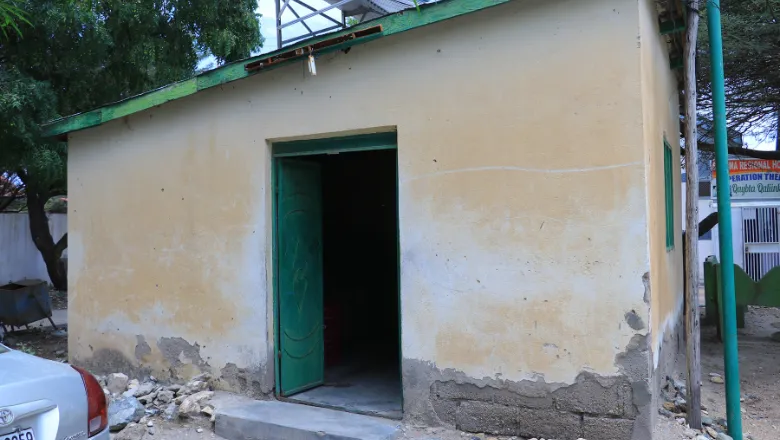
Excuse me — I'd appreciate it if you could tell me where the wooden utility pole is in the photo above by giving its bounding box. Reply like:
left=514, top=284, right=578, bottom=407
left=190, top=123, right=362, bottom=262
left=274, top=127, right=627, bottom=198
left=684, top=0, right=702, bottom=430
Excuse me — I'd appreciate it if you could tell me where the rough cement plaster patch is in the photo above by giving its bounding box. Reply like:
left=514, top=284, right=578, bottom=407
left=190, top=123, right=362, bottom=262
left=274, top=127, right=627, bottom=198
left=551, top=372, right=632, bottom=417
left=651, top=305, right=686, bottom=440
left=135, top=335, right=151, bottom=361
left=625, top=310, right=646, bottom=331
left=615, top=334, right=653, bottom=440
left=455, top=401, right=519, bottom=435
left=433, top=380, right=553, bottom=410
left=456, top=400, right=585, bottom=439
left=157, top=337, right=210, bottom=378
left=516, top=407, right=583, bottom=440
left=218, top=362, right=271, bottom=397
left=74, top=348, right=152, bottom=379
left=643, top=272, right=651, bottom=304
left=583, top=416, right=635, bottom=440
left=402, top=329, right=652, bottom=438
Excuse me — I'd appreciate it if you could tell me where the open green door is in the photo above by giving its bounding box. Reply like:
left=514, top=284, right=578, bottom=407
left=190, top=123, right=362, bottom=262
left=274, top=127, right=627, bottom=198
left=277, top=159, right=325, bottom=396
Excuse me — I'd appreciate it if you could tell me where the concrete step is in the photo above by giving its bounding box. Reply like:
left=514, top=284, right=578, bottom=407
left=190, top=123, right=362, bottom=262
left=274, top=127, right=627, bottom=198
left=215, top=399, right=402, bottom=440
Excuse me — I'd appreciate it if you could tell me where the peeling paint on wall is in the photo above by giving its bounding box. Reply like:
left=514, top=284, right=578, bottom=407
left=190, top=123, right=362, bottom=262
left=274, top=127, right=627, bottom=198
left=134, top=335, right=151, bottom=361
left=402, top=330, right=653, bottom=439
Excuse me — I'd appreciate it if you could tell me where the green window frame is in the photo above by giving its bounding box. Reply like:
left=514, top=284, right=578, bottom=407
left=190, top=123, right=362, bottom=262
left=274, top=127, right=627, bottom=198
left=663, top=139, right=675, bottom=250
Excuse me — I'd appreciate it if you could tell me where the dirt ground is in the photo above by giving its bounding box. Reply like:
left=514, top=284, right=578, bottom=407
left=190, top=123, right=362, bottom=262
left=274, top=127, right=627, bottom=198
left=3, top=293, right=778, bottom=440
left=49, top=289, right=68, bottom=310
left=655, top=306, right=780, bottom=440
left=699, top=306, right=780, bottom=440
left=1, top=288, right=67, bottom=358
left=1, top=325, right=68, bottom=360
left=111, top=419, right=219, bottom=440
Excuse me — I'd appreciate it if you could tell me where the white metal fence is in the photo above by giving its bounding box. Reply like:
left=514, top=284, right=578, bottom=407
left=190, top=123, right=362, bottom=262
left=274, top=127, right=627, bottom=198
left=0, top=213, right=67, bottom=285
left=742, top=207, right=780, bottom=281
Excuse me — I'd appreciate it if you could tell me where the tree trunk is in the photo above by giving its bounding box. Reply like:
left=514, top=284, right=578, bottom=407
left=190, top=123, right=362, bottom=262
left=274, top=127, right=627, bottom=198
left=26, top=188, right=67, bottom=291
left=683, top=0, right=702, bottom=428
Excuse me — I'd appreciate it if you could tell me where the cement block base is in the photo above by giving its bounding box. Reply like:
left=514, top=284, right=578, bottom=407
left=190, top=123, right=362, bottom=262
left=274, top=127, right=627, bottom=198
left=215, top=400, right=401, bottom=440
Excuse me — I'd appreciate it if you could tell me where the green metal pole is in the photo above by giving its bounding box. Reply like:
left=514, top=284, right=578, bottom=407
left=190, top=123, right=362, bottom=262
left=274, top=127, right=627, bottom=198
left=707, top=1, right=743, bottom=438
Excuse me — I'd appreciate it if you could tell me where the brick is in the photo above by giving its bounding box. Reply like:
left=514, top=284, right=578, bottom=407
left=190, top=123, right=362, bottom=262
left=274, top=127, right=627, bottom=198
left=433, top=381, right=552, bottom=409
left=517, top=408, right=582, bottom=439
left=552, top=373, right=631, bottom=417
left=455, top=401, right=519, bottom=435
left=583, top=416, right=635, bottom=440
left=431, top=398, right=457, bottom=425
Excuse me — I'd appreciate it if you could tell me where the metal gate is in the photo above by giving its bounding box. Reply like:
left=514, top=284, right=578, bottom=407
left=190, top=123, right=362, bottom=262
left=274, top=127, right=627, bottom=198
left=742, top=206, right=780, bottom=280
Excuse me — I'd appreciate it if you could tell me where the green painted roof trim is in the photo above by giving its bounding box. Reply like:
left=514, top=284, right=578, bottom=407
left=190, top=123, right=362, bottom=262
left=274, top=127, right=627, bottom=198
left=42, top=0, right=512, bottom=137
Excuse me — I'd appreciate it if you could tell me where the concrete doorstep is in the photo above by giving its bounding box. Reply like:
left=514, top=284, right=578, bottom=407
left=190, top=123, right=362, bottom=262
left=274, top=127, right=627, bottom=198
left=215, top=400, right=401, bottom=440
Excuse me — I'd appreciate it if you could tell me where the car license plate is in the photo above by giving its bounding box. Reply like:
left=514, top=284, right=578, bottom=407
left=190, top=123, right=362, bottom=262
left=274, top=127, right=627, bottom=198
left=0, top=428, right=34, bottom=440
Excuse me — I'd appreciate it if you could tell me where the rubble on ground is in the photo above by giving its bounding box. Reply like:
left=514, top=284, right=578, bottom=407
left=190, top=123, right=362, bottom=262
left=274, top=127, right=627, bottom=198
left=658, top=375, right=745, bottom=440
left=101, top=372, right=218, bottom=434
left=108, top=395, right=146, bottom=432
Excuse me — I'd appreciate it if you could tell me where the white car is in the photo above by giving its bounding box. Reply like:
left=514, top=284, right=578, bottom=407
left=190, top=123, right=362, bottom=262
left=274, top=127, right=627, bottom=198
left=0, top=344, right=109, bottom=440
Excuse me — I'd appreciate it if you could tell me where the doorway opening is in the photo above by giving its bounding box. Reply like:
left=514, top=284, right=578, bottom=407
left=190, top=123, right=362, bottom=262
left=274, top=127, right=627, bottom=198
left=274, top=142, right=401, bottom=419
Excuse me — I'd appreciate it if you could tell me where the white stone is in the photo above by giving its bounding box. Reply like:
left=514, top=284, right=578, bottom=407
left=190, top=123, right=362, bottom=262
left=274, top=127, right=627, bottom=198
left=130, top=381, right=156, bottom=397
left=186, top=390, right=214, bottom=405
left=187, top=380, right=209, bottom=391
left=178, top=399, right=201, bottom=418
left=196, top=428, right=204, bottom=433
left=137, top=391, right=158, bottom=405
left=106, top=373, right=129, bottom=395
left=156, top=390, right=175, bottom=404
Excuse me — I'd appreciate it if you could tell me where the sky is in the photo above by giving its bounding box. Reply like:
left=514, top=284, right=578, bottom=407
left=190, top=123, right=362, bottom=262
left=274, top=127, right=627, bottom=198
left=743, top=132, right=774, bottom=151
left=197, top=0, right=337, bottom=69
left=258, top=0, right=341, bottom=54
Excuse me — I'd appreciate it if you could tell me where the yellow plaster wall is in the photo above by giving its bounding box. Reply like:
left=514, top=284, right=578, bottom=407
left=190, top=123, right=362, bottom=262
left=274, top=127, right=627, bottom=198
left=68, top=0, right=656, bottom=389
left=638, top=0, right=685, bottom=367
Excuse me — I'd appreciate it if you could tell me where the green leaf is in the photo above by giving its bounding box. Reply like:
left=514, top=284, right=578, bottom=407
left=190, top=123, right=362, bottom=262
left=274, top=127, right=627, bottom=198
left=0, top=1, right=30, bottom=38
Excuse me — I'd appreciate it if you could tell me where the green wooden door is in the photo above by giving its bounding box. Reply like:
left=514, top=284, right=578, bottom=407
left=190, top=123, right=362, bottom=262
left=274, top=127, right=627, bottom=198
left=277, top=159, right=325, bottom=396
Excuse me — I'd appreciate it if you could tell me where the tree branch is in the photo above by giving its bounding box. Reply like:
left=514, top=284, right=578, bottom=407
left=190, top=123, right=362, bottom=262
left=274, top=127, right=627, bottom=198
left=699, top=212, right=719, bottom=237
left=54, top=232, right=67, bottom=255
left=687, top=143, right=780, bottom=160
left=0, top=196, right=18, bottom=212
